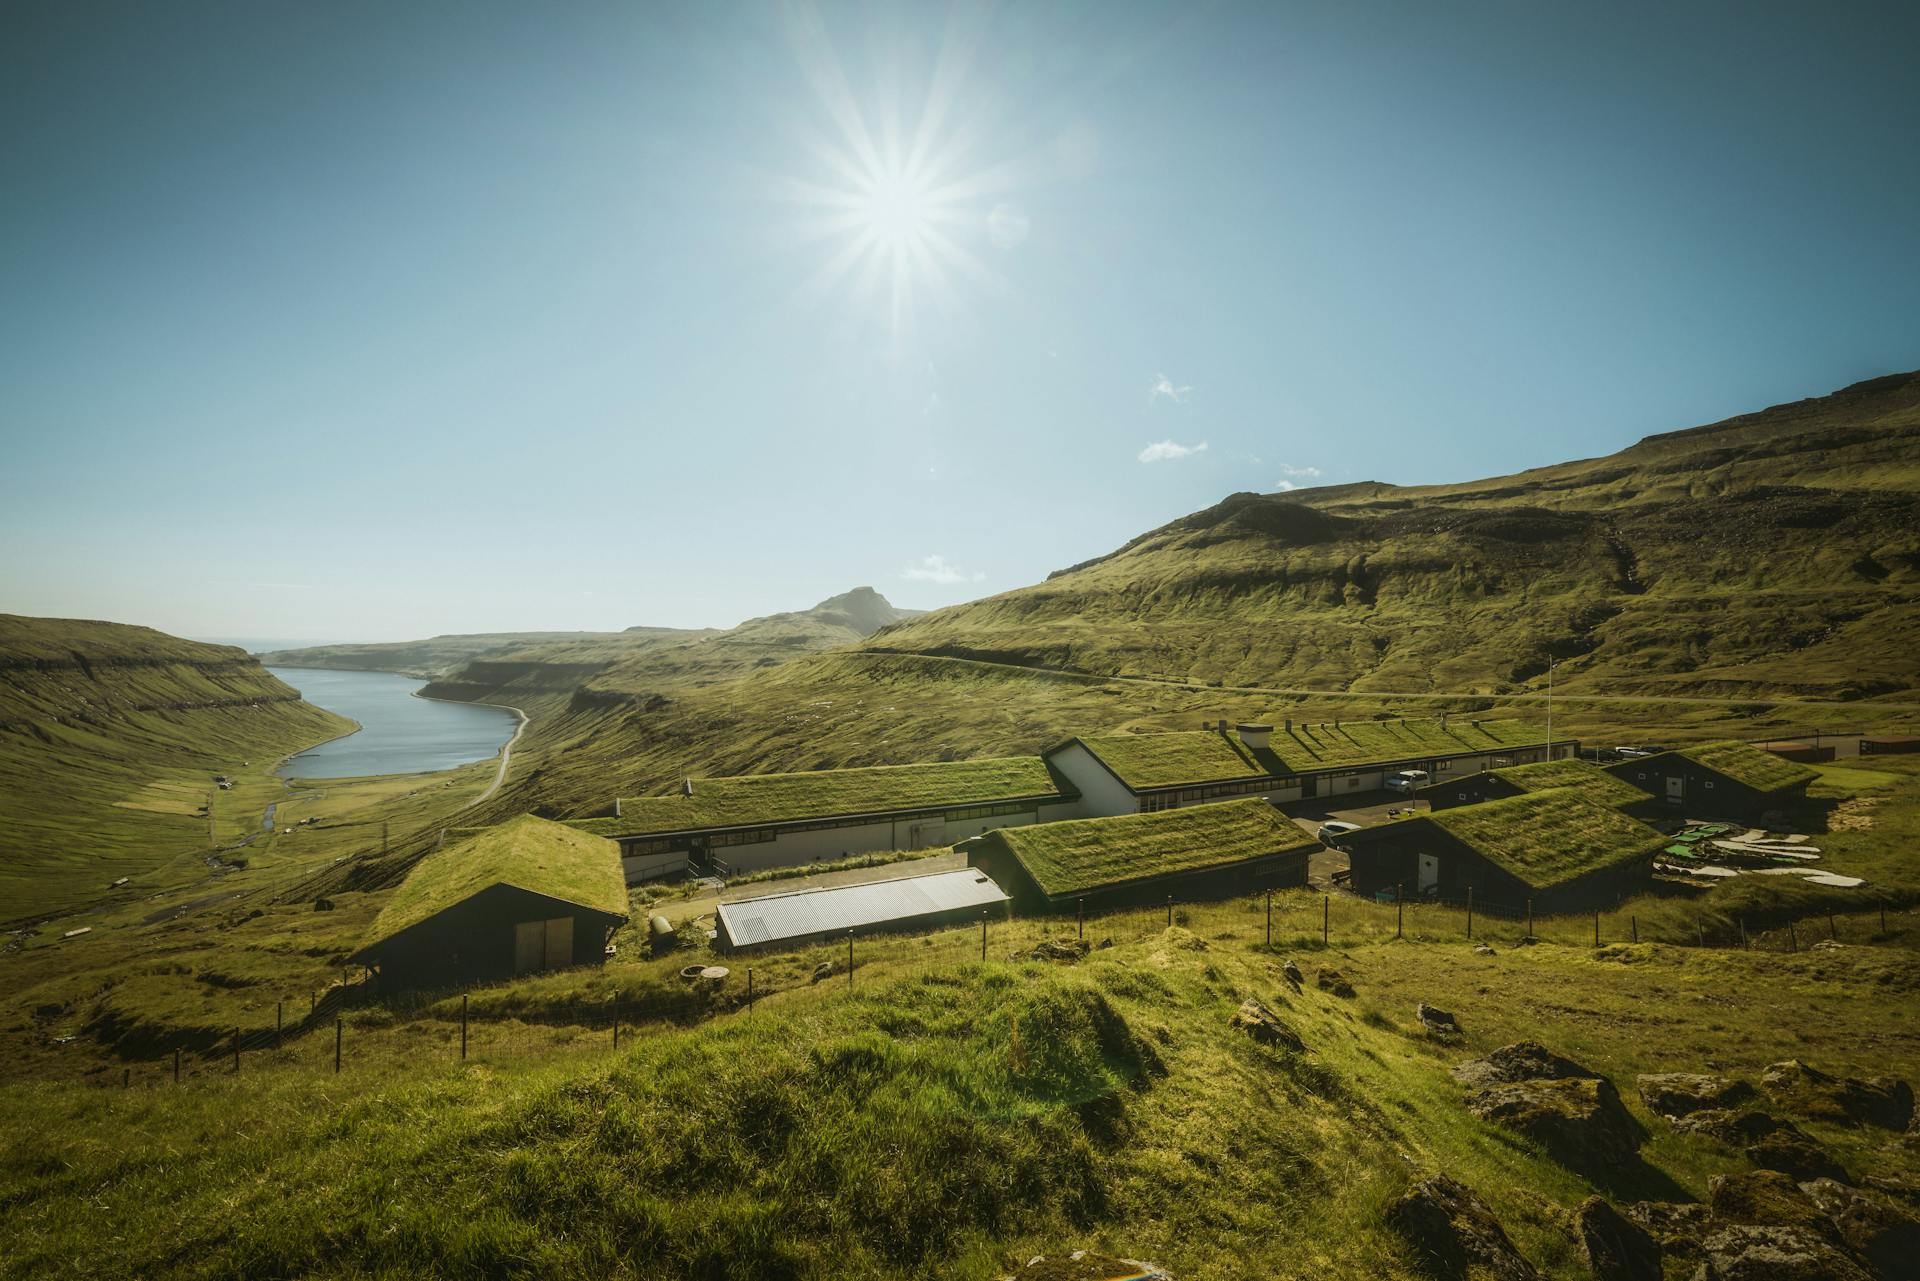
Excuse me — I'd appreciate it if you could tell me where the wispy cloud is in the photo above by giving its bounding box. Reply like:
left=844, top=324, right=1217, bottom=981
left=900, top=554, right=986, bottom=585
left=1138, top=439, right=1208, bottom=463
left=1273, top=464, right=1323, bottom=492
left=1148, top=373, right=1192, bottom=404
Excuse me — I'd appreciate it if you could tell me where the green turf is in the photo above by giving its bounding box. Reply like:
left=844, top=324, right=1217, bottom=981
left=1465, top=758, right=1651, bottom=808
left=1668, top=739, right=1822, bottom=792
left=574, top=755, right=1072, bottom=837
left=1422, top=787, right=1668, bottom=887
left=976, top=798, right=1317, bottom=897
left=359, top=815, right=628, bottom=951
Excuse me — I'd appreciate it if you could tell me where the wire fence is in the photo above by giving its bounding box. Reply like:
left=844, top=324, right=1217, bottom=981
left=85, top=883, right=1913, bottom=1091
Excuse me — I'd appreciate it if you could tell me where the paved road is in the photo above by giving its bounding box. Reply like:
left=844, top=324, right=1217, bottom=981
left=854, top=649, right=1920, bottom=713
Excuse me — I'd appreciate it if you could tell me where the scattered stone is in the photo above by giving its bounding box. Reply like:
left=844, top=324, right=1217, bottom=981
left=1022, top=938, right=1092, bottom=963
left=1315, top=966, right=1355, bottom=997
left=1451, top=1041, right=1599, bottom=1088
left=1094, top=938, right=1114, bottom=950
left=1229, top=997, right=1305, bottom=1052
left=1762, top=1060, right=1915, bottom=1130
left=1385, top=1173, right=1540, bottom=1281
left=1706, top=1171, right=1837, bottom=1238
left=1473, top=943, right=1496, bottom=956
left=1811, top=939, right=1844, bottom=951
left=1622, top=1201, right=1709, bottom=1255
left=1465, top=1077, right=1644, bottom=1174
left=1694, top=1225, right=1873, bottom=1281
left=1003, top=1250, right=1174, bottom=1280
left=1799, top=1177, right=1920, bottom=1280
left=1745, top=1131, right=1848, bottom=1184
left=809, top=961, right=837, bottom=984
left=313, top=897, right=335, bottom=912
left=1418, top=1003, right=1463, bottom=1040
left=1281, top=959, right=1304, bottom=988
left=1636, top=1073, right=1756, bottom=1120
left=1674, top=1108, right=1798, bottom=1145
left=1574, top=1196, right=1661, bottom=1281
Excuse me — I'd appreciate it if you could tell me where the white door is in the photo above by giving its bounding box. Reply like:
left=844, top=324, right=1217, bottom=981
left=513, top=920, right=545, bottom=974
left=1417, top=853, right=1440, bottom=893
left=1665, top=775, right=1685, bottom=803
left=543, top=916, right=573, bottom=969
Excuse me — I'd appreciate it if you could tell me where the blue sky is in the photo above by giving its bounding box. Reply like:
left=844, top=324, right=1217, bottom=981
left=4, top=0, right=1917, bottom=641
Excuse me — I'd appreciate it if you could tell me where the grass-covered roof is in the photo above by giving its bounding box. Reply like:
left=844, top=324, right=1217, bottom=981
left=574, top=756, right=1071, bottom=838
left=1466, top=759, right=1649, bottom=808
left=360, top=815, right=627, bottom=953
left=982, top=798, right=1317, bottom=898
left=1424, top=788, right=1665, bottom=888
left=1071, top=717, right=1552, bottom=791
left=1671, top=740, right=1820, bottom=793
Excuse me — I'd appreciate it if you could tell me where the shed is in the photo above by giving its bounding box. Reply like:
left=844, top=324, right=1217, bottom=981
left=1421, top=758, right=1657, bottom=816
left=1861, top=736, right=1920, bottom=756
left=1602, top=740, right=1818, bottom=820
left=1340, top=788, right=1662, bottom=913
left=714, top=868, right=1008, bottom=952
left=351, top=814, right=629, bottom=989
left=959, top=798, right=1315, bottom=911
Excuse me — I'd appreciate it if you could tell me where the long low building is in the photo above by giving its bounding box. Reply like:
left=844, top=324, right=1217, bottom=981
left=1045, top=716, right=1576, bottom=818
left=1422, top=758, right=1657, bottom=816
left=960, top=798, right=1317, bottom=911
left=1340, top=787, right=1663, bottom=913
left=715, top=868, right=1009, bottom=951
left=570, top=756, right=1079, bottom=881
left=1602, top=740, right=1819, bottom=821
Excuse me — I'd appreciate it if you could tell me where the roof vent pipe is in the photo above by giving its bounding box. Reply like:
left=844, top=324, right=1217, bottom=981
left=681, top=777, right=694, bottom=797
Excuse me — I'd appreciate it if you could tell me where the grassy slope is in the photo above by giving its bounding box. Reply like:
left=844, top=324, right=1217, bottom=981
left=255, top=631, right=634, bottom=679
left=0, top=615, right=355, bottom=922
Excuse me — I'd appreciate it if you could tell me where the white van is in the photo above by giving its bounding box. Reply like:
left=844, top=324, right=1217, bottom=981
left=1384, top=769, right=1430, bottom=794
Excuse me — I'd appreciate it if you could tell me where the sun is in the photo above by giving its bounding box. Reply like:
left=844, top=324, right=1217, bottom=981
left=775, top=4, right=1015, bottom=338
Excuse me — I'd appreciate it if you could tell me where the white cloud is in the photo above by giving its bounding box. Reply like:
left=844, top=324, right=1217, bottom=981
left=1277, top=464, right=1323, bottom=479
left=900, top=554, right=986, bottom=585
left=1272, top=480, right=1297, bottom=493
left=1138, top=439, right=1208, bottom=463
left=1148, top=373, right=1192, bottom=403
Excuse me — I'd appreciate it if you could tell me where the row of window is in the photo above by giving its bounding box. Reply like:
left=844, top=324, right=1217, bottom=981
left=622, top=800, right=1042, bottom=854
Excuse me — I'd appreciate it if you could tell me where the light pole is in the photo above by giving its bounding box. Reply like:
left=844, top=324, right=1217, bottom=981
left=1546, top=657, right=1554, bottom=759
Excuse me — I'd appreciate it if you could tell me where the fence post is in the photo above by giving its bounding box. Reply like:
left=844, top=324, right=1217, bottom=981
left=1323, top=895, right=1329, bottom=945
left=1631, top=915, right=1638, bottom=944
left=334, top=1017, right=342, bottom=1073
left=123, top=1067, right=130, bottom=1089
left=981, top=910, right=988, bottom=963
left=1466, top=886, right=1473, bottom=940
left=173, top=1047, right=181, bottom=1084
left=461, top=994, right=468, bottom=1060
left=1078, top=898, right=1084, bottom=940
left=747, top=968, right=754, bottom=1012
left=1265, top=890, right=1272, bottom=947
left=1166, top=895, right=1173, bottom=928
left=1739, top=918, right=1748, bottom=949
left=1526, top=900, right=1533, bottom=941
left=233, top=1027, right=241, bottom=1075
left=1788, top=922, right=1797, bottom=953
left=1396, top=886, right=1403, bottom=939
left=847, top=932, right=854, bottom=987
left=1697, top=920, right=1706, bottom=948
left=1594, top=911, right=1600, bottom=948
left=1828, top=914, right=1837, bottom=941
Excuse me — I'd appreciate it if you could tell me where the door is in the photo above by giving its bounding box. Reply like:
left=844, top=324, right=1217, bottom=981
left=513, top=920, right=545, bottom=974
left=543, top=915, right=573, bottom=969
left=1417, top=853, right=1440, bottom=893
left=1665, top=775, right=1685, bottom=804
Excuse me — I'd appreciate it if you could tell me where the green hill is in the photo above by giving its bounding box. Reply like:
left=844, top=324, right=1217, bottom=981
left=255, top=629, right=650, bottom=679
left=0, top=615, right=353, bottom=923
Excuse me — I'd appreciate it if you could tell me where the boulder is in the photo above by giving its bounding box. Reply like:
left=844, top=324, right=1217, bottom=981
left=1706, top=1171, right=1837, bottom=1238
left=1800, top=1178, right=1920, bottom=1281
left=1762, top=1060, right=1915, bottom=1130
left=1746, top=1131, right=1848, bottom=1184
left=1636, top=1073, right=1756, bottom=1120
left=1694, top=1225, right=1873, bottom=1281
left=1281, top=959, right=1304, bottom=988
left=1574, top=1196, right=1661, bottom=1281
left=313, top=897, right=335, bottom=912
left=1023, top=938, right=1092, bottom=963
left=1418, top=1003, right=1463, bottom=1040
left=1316, top=966, right=1356, bottom=997
left=1623, top=1201, right=1709, bottom=1255
left=1673, top=1108, right=1797, bottom=1145
left=1473, top=943, right=1496, bottom=956
left=1465, top=1077, right=1643, bottom=1174
left=1451, top=1041, right=1599, bottom=1088
left=1229, top=998, right=1304, bottom=1052
left=1384, top=1173, right=1540, bottom=1281
left=1003, top=1252, right=1174, bottom=1280
left=809, top=961, right=837, bottom=984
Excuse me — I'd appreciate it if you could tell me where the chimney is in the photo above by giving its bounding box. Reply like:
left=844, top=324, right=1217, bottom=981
left=681, top=777, right=694, bottom=797
left=1237, top=723, right=1272, bottom=750
left=1284, top=717, right=1292, bottom=733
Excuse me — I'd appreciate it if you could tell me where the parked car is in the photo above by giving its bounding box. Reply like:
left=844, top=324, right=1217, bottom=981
left=1614, top=745, right=1668, bottom=759
left=1316, top=820, right=1362, bottom=845
left=1384, top=769, right=1430, bottom=794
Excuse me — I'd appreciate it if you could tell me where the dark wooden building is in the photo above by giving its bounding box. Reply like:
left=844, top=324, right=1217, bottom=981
left=352, top=814, right=629, bottom=990
left=960, top=798, right=1315, bottom=912
left=1602, top=740, right=1818, bottom=822
left=1422, top=758, right=1661, bottom=818
left=1340, top=787, right=1661, bottom=914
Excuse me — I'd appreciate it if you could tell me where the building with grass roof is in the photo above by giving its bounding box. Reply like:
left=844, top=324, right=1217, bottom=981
left=351, top=814, right=629, bottom=989
left=958, top=797, right=1317, bottom=911
left=1422, top=758, right=1661, bottom=818
left=1602, top=740, right=1819, bottom=821
left=1338, top=788, right=1662, bottom=913
left=568, top=756, right=1078, bottom=880
left=1045, top=716, right=1576, bottom=818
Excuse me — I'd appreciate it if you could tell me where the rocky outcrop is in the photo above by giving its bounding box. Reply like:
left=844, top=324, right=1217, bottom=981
left=1637, top=1073, right=1757, bottom=1120
left=1746, top=1130, right=1848, bottom=1183
left=1418, top=1003, right=1463, bottom=1040
left=1450, top=1042, right=1601, bottom=1089
left=1695, top=1225, right=1874, bottom=1280
left=1229, top=998, right=1304, bottom=1052
left=1315, top=967, right=1355, bottom=998
left=1385, top=1173, right=1539, bottom=1281
left=1800, top=1178, right=1920, bottom=1281
left=1673, top=1108, right=1796, bottom=1145
left=1762, top=1061, right=1915, bottom=1131
left=1574, top=1196, right=1661, bottom=1281
left=1466, top=1077, right=1644, bottom=1175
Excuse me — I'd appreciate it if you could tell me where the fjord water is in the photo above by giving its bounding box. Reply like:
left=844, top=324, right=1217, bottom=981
left=268, top=667, right=518, bottom=779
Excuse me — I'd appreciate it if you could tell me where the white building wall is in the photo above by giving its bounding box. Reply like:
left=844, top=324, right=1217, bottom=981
left=1048, top=742, right=1138, bottom=818
left=696, top=806, right=1054, bottom=875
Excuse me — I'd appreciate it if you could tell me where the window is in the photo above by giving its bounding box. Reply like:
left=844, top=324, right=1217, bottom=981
left=1705, top=780, right=1715, bottom=789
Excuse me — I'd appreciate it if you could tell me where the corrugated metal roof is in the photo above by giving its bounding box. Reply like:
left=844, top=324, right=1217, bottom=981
left=717, top=869, right=1008, bottom=948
